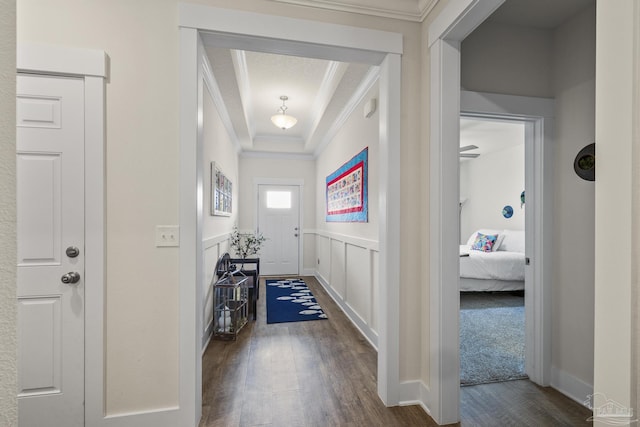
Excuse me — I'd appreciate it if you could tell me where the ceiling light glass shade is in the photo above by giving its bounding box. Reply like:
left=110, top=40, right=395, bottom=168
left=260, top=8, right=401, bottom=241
left=271, top=113, right=298, bottom=130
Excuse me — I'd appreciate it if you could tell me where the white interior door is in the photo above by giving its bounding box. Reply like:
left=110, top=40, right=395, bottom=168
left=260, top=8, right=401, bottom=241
left=258, top=185, right=300, bottom=276
left=16, top=74, right=85, bottom=427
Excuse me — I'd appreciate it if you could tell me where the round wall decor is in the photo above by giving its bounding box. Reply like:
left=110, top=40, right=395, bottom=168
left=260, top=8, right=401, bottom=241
left=502, top=205, right=514, bottom=219
left=574, top=143, right=595, bottom=181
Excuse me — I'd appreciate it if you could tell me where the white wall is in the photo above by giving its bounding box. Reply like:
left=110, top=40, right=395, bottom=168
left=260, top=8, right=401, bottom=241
left=551, top=4, right=596, bottom=394
left=15, top=0, right=423, bottom=417
left=460, top=143, right=525, bottom=243
left=594, top=0, right=636, bottom=415
left=201, top=76, right=238, bottom=348
left=238, top=155, right=316, bottom=271
left=314, top=84, right=380, bottom=343
left=0, top=0, right=17, bottom=425
left=459, top=3, right=596, bottom=401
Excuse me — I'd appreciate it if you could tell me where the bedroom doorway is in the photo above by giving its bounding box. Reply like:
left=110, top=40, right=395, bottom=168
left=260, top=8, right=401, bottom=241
left=458, top=116, right=527, bottom=387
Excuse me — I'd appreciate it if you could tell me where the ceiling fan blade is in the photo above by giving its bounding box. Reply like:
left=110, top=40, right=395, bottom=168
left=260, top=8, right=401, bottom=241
left=459, top=144, right=479, bottom=152
left=459, top=153, right=480, bottom=158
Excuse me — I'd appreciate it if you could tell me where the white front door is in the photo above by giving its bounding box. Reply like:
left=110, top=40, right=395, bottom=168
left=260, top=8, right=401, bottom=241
left=258, top=185, right=300, bottom=276
left=16, top=74, right=85, bottom=427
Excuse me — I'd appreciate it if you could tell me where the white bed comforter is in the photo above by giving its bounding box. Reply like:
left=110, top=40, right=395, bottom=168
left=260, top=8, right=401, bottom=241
left=459, top=245, right=525, bottom=281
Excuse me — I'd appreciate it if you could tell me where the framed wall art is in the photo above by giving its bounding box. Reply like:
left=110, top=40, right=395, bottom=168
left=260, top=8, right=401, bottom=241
left=211, top=162, right=232, bottom=216
left=326, top=147, right=368, bottom=222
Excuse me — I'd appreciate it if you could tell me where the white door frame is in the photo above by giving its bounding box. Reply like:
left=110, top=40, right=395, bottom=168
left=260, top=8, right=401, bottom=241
left=17, top=43, right=107, bottom=425
left=428, top=1, right=553, bottom=423
left=179, top=4, right=403, bottom=424
left=254, top=178, right=304, bottom=275
left=461, top=90, right=554, bottom=382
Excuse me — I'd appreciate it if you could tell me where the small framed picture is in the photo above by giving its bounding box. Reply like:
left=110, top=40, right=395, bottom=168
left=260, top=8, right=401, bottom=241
left=211, top=162, right=232, bottom=216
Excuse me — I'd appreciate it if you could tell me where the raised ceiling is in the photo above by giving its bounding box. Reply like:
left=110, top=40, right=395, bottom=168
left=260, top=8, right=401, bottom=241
left=204, top=0, right=594, bottom=158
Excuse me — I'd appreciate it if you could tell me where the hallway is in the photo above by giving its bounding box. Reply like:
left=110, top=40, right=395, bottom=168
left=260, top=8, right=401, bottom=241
left=200, top=277, right=592, bottom=426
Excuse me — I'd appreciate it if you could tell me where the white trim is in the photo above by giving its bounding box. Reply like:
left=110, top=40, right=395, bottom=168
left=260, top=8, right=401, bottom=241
left=314, top=272, right=379, bottom=348
left=305, top=61, right=346, bottom=144
left=17, top=42, right=107, bottom=78
left=178, top=27, right=200, bottom=427
left=230, top=50, right=256, bottom=139
left=272, top=0, right=439, bottom=23
left=314, top=66, right=380, bottom=157
left=202, top=233, right=230, bottom=250
left=240, top=150, right=315, bottom=161
left=201, top=52, right=241, bottom=154
left=179, top=4, right=402, bottom=58
left=398, top=380, right=431, bottom=416
left=551, top=366, right=593, bottom=407
left=460, top=90, right=555, bottom=387
left=179, top=6, right=403, bottom=423
left=427, top=1, right=504, bottom=424
left=310, top=229, right=379, bottom=252
left=377, top=52, right=402, bottom=406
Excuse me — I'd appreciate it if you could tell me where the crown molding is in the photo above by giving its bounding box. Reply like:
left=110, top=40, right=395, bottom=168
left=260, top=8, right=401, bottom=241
left=313, top=65, right=380, bottom=157
left=240, top=150, right=315, bottom=161
left=201, top=52, right=242, bottom=153
left=304, top=61, right=348, bottom=142
left=272, top=0, right=440, bottom=22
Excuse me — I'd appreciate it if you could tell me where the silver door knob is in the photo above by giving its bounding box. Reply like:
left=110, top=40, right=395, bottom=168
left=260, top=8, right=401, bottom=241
left=61, top=272, right=81, bottom=284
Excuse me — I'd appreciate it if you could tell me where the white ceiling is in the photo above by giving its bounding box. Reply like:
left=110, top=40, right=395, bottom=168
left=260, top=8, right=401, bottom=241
left=204, top=0, right=594, bottom=157
left=459, top=117, right=524, bottom=161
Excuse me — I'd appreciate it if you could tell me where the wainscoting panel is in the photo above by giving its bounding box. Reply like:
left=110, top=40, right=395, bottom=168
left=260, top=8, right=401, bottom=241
left=317, top=234, right=331, bottom=284
left=302, top=231, right=316, bottom=273
left=202, top=234, right=230, bottom=350
left=371, top=250, right=379, bottom=333
left=345, top=244, right=371, bottom=325
left=330, top=240, right=346, bottom=298
left=313, top=230, right=379, bottom=347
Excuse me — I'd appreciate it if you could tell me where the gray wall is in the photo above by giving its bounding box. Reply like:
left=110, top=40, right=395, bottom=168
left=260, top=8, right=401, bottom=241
left=461, top=3, right=596, bottom=396
left=0, top=0, right=17, bottom=425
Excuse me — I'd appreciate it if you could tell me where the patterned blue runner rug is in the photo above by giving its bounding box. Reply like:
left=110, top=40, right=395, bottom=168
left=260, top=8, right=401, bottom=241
left=266, top=279, right=328, bottom=324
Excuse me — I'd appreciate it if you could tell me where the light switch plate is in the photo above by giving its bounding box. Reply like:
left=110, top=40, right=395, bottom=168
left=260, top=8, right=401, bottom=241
left=156, top=225, right=180, bottom=247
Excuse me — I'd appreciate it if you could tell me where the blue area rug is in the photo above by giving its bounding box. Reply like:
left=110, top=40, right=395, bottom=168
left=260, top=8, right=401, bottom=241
left=266, top=279, right=328, bottom=324
left=460, top=292, right=527, bottom=386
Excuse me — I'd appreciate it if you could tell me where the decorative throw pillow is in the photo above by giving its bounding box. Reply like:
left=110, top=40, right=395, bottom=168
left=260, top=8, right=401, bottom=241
left=470, top=232, right=498, bottom=252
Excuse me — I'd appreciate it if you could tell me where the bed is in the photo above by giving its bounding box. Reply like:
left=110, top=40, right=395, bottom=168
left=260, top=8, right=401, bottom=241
left=459, top=229, right=525, bottom=292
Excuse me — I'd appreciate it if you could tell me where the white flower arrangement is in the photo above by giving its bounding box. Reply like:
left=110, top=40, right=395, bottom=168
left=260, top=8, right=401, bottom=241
left=229, top=226, right=266, bottom=259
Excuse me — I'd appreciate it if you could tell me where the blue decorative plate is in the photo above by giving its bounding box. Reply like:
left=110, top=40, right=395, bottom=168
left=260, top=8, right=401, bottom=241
left=502, top=205, right=514, bottom=219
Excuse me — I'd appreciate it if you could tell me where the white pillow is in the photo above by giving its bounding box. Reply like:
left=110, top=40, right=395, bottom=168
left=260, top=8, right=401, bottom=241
left=466, top=229, right=505, bottom=252
left=498, top=229, right=525, bottom=253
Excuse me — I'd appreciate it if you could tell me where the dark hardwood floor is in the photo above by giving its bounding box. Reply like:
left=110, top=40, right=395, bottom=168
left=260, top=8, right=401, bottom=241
left=200, top=276, right=592, bottom=426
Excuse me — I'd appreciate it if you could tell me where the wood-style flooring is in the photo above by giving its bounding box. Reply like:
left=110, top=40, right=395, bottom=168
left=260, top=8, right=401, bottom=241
left=200, top=276, right=592, bottom=426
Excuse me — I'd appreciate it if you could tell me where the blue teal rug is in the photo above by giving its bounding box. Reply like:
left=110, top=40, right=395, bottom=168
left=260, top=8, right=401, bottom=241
left=266, top=279, right=328, bottom=324
left=460, top=292, right=527, bottom=386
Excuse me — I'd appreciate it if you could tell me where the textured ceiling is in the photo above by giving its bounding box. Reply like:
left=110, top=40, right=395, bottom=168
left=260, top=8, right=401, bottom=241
left=203, top=0, right=594, bottom=157
left=204, top=45, right=373, bottom=156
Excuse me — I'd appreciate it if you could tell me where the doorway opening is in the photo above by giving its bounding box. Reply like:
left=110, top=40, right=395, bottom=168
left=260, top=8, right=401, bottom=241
left=458, top=116, right=527, bottom=387
left=179, top=5, right=403, bottom=424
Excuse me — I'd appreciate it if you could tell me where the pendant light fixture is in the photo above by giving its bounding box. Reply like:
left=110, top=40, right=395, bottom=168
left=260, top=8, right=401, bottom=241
left=270, top=95, right=298, bottom=130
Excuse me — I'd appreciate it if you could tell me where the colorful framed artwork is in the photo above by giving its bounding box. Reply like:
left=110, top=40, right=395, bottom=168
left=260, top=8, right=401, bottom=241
left=326, top=147, right=368, bottom=222
left=211, top=162, right=232, bottom=216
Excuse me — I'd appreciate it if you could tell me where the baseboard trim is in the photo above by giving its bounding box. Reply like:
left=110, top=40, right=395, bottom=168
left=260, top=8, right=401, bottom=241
left=202, top=318, right=213, bottom=353
left=398, top=380, right=432, bottom=417
left=550, top=366, right=593, bottom=407
left=314, top=272, right=378, bottom=349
